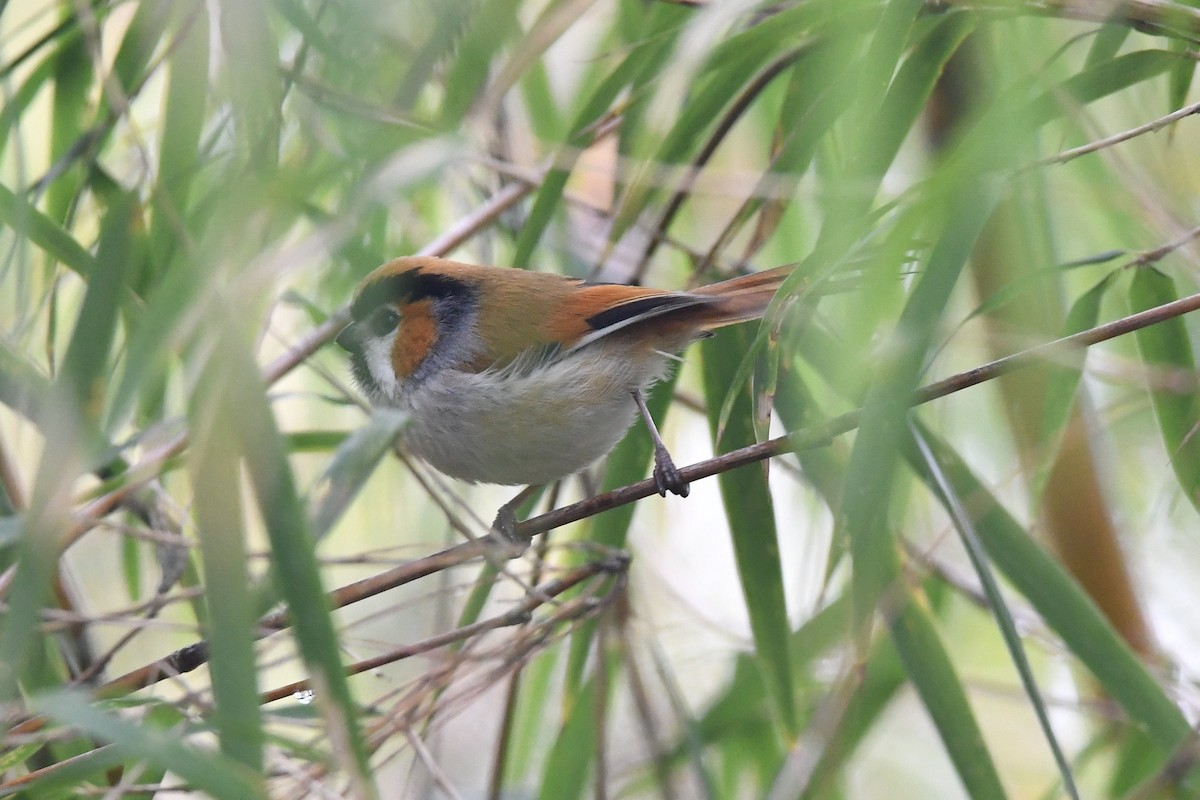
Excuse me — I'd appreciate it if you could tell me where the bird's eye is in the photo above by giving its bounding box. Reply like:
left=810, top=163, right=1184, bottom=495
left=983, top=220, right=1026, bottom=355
left=369, top=307, right=401, bottom=336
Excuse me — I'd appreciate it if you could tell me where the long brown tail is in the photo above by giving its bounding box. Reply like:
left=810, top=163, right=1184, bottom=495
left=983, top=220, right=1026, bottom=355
left=691, top=265, right=791, bottom=328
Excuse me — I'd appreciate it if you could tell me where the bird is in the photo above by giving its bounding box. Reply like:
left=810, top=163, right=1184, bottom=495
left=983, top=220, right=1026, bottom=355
left=335, top=256, right=789, bottom=535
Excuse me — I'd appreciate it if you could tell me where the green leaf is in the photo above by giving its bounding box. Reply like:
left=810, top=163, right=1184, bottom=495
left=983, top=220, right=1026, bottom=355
left=59, top=195, right=134, bottom=429
left=188, top=343, right=265, bottom=772
left=0, top=183, right=95, bottom=276
left=307, top=409, right=408, bottom=539
left=1029, top=50, right=1178, bottom=127
left=840, top=183, right=995, bottom=626
left=855, top=11, right=975, bottom=184
left=32, top=690, right=267, bottom=799
left=536, top=646, right=620, bottom=800
left=1167, top=40, right=1195, bottom=113
left=512, top=1, right=688, bottom=266
left=912, top=426, right=1078, bottom=799
left=109, top=1, right=174, bottom=102
left=1084, top=25, right=1128, bottom=67
left=46, top=23, right=91, bottom=224
left=147, top=1, right=211, bottom=283
left=215, top=0, right=282, bottom=164
left=211, top=325, right=375, bottom=794
left=1033, top=272, right=1118, bottom=500
left=105, top=247, right=205, bottom=430
left=1130, top=267, right=1200, bottom=515
left=702, top=325, right=796, bottom=737
left=801, top=625, right=908, bottom=797
left=886, top=594, right=1007, bottom=799
left=907, top=427, right=1197, bottom=791
left=439, top=0, right=521, bottom=125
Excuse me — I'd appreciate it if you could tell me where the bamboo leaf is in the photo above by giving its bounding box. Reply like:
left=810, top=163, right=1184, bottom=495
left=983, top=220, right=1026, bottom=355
left=512, top=1, right=688, bottom=266
left=1130, top=266, right=1200, bottom=514
left=912, top=426, right=1079, bottom=799
left=840, top=185, right=995, bottom=625
left=187, top=340, right=264, bottom=773
left=0, top=183, right=95, bottom=276
left=703, top=325, right=796, bottom=737
left=210, top=322, right=374, bottom=794
left=907, top=426, right=1197, bottom=792
left=886, top=595, right=1007, bottom=799
left=1033, top=272, right=1118, bottom=500
left=307, top=409, right=408, bottom=539
left=32, top=690, right=267, bottom=799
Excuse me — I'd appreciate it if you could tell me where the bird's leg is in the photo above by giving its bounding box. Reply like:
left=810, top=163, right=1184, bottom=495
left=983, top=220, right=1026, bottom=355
left=632, top=389, right=689, bottom=498
left=488, top=483, right=542, bottom=555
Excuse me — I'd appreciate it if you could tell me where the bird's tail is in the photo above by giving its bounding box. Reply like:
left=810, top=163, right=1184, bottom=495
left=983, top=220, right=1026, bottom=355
left=690, top=265, right=792, bottom=328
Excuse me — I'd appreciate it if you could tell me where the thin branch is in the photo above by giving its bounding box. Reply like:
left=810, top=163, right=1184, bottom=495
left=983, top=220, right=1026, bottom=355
left=257, top=558, right=622, bottom=704
left=1031, top=97, right=1200, bottom=168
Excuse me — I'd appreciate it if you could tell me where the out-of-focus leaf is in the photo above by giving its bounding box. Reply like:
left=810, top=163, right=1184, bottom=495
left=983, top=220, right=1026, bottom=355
left=147, top=1, right=210, bottom=284
left=513, top=1, right=689, bottom=266
left=0, top=183, right=95, bottom=276
left=0, top=741, right=129, bottom=799
left=1033, top=272, right=1118, bottom=500
left=32, top=690, right=267, bottom=799
left=59, top=196, right=133, bottom=429
left=1084, top=24, right=1128, bottom=67
left=800, top=622, right=907, bottom=798
left=1130, top=266, right=1200, bottom=515
left=0, top=53, right=56, bottom=150
left=908, top=425, right=1198, bottom=793
left=840, top=183, right=994, bottom=624
left=109, top=1, right=173, bottom=102
left=1167, top=40, right=1195, bottom=112
left=0, top=515, right=19, bottom=545
left=439, top=0, right=521, bottom=125
left=105, top=254, right=202, bottom=430
left=612, top=7, right=813, bottom=243
left=1029, top=50, right=1177, bottom=127
left=46, top=24, right=90, bottom=224
left=536, top=646, right=619, bottom=800
left=216, top=0, right=282, bottom=163
left=213, top=324, right=373, bottom=793
left=187, top=334, right=263, bottom=773
left=307, top=408, right=408, bottom=539
left=0, top=343, right=53, bottom=422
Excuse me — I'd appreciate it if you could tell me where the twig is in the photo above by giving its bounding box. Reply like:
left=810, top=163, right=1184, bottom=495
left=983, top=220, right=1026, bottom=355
left=257, top=557, right=622, bottom=703
left=1031, top=97, right=1200, bottom=168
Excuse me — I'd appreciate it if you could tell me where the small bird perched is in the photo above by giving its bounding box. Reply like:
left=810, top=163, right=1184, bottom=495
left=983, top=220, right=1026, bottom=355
left=336, top=256, right=788, bottom=531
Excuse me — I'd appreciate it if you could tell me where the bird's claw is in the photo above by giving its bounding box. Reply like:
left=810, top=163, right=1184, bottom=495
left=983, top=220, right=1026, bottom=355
left=653, top=447, right=689, bottom=498
left=487, top=505, right=528, bottom=558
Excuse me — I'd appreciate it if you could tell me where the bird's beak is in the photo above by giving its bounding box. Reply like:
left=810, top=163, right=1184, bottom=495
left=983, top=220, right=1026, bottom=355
left=335, top=322, right=363, bottom=353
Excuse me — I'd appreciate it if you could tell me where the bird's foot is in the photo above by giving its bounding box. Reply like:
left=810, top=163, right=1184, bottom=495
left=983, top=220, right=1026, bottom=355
left=652, top=445, right=690, bottom=498
left=487, top=503, right=528, bottom=558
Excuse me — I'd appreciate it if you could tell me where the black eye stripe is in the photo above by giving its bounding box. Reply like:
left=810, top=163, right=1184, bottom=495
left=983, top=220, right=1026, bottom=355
left=351, top=269, right=474, bottom=321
